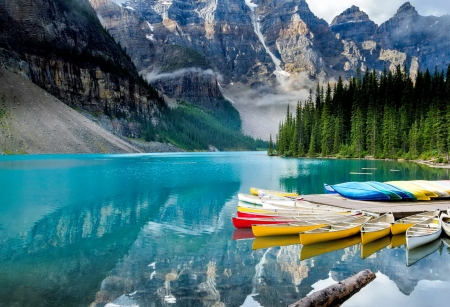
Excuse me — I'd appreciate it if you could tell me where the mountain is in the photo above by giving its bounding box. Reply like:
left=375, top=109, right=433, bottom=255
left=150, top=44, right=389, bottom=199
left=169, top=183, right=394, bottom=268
left=0, top=68, right=140, bottom=154
left=88, top=1, right=450, bottom=139
left=0, top=0, right=262, bottom=152
left=0, top=0, right=165, bottom=141
left=330, top=2, right=450, bottom=75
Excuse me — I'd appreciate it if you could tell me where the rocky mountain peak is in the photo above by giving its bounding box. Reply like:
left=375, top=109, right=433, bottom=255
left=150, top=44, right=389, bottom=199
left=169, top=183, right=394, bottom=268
left=394, top=2, right=419, bottom=18
left=330, top=5, right=376, bottom=42
left=330, top=5, right=373, bottom=26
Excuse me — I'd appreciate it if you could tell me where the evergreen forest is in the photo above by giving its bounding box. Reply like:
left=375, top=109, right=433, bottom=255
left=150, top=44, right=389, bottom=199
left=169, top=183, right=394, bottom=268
left=144, top=100, right=268, bottom=151
left=270, top=65, right=450, bottom=162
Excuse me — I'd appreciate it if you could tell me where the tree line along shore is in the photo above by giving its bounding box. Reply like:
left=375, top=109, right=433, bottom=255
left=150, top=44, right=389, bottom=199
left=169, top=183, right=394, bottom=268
left=270, top=65, right=450, bottom=162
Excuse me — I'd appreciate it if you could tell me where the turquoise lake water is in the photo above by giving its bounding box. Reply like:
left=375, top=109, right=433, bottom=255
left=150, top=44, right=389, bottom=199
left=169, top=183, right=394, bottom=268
left=1, top=152, right=450, bottom=307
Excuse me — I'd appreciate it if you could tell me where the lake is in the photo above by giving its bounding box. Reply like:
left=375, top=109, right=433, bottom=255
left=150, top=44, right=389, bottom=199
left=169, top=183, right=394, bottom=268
left=0, top=152, right=450, bottom=307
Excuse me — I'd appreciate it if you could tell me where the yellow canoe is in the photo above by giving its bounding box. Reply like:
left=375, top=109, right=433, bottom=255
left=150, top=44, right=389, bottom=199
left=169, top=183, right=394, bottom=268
left=385, top=181, right=436, bottom=200
left=299, top=216, right=372, bottom=246
left=360, top=213, right=395, bottom=244
left=390, top=210, right=440, bottom=235
left=299, top=235, right=361, bottom=260
left=252, top=216, right=361, bottom=237
left=252, top=222, right=328, bottom=237
left=250, top=187, right=298, bottom=197
left=361, top=236, right=390, bottom=259
left=410, top=180, right=450, bottom=198
left=389, top=234, right=406, bottom=248
left=252, top=235, right=300, bottom=250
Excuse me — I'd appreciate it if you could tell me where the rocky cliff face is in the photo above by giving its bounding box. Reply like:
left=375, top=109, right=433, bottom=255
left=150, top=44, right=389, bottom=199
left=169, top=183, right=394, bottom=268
left=330, top=2, right=450, bottom=78
left=0, top=0, right=165, bottom=139
left=89, top=1, right=450, bottom=107
left=89, top=0, right=346, bottom=89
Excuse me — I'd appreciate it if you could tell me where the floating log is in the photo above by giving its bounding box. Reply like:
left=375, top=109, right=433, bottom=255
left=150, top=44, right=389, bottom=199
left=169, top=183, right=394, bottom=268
left=288, top=269, right=376, bottom=307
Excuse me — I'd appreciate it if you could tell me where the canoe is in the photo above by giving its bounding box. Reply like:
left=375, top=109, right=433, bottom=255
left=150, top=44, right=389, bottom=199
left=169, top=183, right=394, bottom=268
left=406, top=216, right=442, bottom=250
left=232, top=215, right=353, bottom=229
left=238, top=193, right=266, bottom=205
left=406, top=238, right=442, bottom=267
left=440, top=209, right=450, bottom=237
left=385, top=181, right=436, bottom=200
left=365, top=181, right=415, bottom=200
left=429, top=181, right=450, bottom=193
left=238, top=193, right=292, bottom=206
left=261, top=201, right=351, bottom=213
left=360, top=212, right=395, bottom=244
left=299, top=216, right=372, bottom=245
left=252, top=235, right=300, bottom=250
left=363, top=182, right=402, bottom=200
left=389, top=234, right=406, bottom=248
left=237, top=210, right=361, bottom=219
left=390, top=210, right=440, bottom=235
left=299, top=235, right=361, bottom=260
left=251, top=215, right=360, bottom=237
left=324, top=182, right=390, bottom=201
left=361, top=236, right=390, bottom=259
left=410, top=180, right=450, bottom=198
left=237, top=201, right=351, bottom=215
left=249, top=187, right=298, bottom=197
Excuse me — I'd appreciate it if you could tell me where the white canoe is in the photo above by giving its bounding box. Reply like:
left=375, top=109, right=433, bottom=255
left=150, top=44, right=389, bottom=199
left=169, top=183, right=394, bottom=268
left=406, top=216, right=442, bottom=250
left=238, top=193, right=286, bottom=205
left=411, top=180, right=450, bottom=198
left=440, top=209, right=450, bottom=237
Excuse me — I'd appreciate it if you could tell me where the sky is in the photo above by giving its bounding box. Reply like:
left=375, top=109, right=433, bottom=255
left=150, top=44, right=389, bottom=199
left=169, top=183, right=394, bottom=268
left=307, top=0, right=450, bottom=26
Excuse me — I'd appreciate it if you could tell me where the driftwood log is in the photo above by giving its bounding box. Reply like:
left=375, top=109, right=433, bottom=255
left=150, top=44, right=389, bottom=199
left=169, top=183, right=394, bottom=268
left=289, top=269, right=376, bottom=307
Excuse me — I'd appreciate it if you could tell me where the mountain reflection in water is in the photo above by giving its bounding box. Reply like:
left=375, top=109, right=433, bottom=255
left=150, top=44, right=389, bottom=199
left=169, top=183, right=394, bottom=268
left=0, top=153, right=449, bottom=307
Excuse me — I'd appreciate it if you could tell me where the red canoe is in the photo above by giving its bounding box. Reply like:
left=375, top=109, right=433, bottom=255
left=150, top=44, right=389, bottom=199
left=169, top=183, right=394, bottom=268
left=232, top=216, right=320, bottom=229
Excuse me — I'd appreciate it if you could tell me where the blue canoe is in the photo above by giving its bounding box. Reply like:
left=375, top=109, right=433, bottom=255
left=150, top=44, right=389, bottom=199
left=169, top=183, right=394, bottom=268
left=324, top=182, right=391, bottom=201
left=364, top=181, right=402, bottom=200
left=365, top=181, right=417, bottom=200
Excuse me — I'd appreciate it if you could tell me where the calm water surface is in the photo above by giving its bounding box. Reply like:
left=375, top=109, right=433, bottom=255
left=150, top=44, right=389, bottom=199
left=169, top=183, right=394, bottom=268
left=1, top=152, right=450, bottom=307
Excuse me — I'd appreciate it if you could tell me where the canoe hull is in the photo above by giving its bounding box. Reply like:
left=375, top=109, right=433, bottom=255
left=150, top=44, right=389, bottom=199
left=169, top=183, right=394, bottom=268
left=361, top=227, right=391, bottom=244
left=326, top=182, right=390, bottom=201
left=252, top=223, right=327, bottom=237
left=391, top=223, right=414, bottom=235
left=390, top=210, right=440, bottom=235
left=300, top=225, right=361, bottom=245
left=250, top=187, right=298, bottom=197
left=232, top=217, right=295, bottom=229
left=360, top=213, right=394, bottom=244
left=406, top=218, right=442, bottom=250
left=440, top=213, right=450, bottom=237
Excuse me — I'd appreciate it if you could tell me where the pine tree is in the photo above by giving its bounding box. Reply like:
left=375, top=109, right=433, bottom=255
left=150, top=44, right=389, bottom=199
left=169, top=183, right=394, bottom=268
left=321, top=84, right=334, bottom=156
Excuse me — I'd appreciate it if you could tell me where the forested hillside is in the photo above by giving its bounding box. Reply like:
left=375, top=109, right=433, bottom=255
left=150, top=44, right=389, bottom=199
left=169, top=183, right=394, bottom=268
left=272, top=65, right=450, bottom=161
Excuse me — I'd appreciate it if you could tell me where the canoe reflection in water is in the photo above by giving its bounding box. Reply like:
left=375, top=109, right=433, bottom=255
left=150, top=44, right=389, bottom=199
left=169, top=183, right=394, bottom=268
left=299, top=235, right=361, bottom=261
left=252, top=235, right=300, bottom=250
left=406, top=238, right=442, bottom=267
left=361, top=236, right=390, bottom=259
left=389, top=234, right=407, bottom=249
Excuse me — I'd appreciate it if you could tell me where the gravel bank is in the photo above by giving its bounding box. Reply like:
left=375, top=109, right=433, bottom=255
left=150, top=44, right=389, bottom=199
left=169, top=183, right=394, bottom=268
left=0, top=69, right=181, bottom=154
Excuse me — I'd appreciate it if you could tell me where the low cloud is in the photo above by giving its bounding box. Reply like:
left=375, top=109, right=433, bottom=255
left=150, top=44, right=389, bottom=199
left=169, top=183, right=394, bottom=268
left=140, top=67, right=222, bottom=83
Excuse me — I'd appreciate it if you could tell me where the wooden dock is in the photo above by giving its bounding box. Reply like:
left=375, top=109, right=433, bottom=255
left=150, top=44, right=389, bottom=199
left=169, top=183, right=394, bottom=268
left=302, top=194, right=450, bottom=219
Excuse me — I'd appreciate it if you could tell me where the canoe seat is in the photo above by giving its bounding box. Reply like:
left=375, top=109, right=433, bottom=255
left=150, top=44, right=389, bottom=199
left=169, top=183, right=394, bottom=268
left=328, top=225, right=349, bottom=230
left=362, top=226, right=388, bottom=231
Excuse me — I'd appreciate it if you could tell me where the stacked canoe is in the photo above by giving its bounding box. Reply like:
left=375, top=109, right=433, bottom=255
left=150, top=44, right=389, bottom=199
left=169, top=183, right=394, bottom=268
left=232, top=187, right=450, bottom=258
left=325, top=180, right=450, bottom=201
